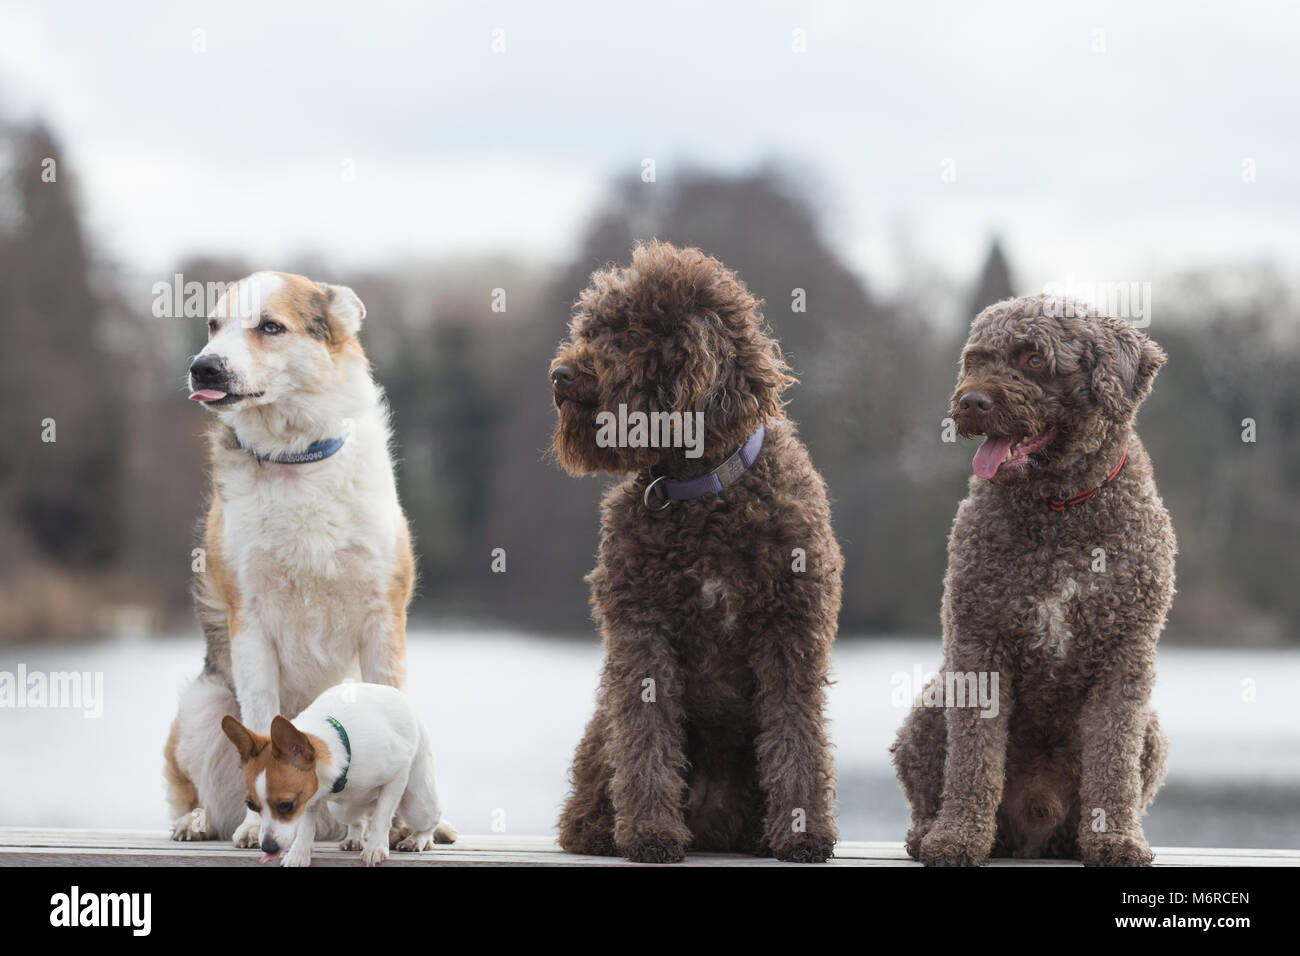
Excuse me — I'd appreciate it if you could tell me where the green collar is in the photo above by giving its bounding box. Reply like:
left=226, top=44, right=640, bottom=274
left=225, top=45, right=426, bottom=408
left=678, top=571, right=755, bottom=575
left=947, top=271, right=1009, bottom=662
left=325, top=715, right=351, bottom=793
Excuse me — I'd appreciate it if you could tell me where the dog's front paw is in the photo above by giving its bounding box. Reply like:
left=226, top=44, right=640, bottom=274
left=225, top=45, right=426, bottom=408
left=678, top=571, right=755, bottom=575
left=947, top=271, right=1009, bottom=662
left=396, top=830, right=434, bottom=852
left=621, top=836, right=686, bottom=864
left=904, top=818, right=936, bottom=861
left=232, top=813, right=261, bottom=849
left=1081, top=832, right=1153, bottom=867
left=280, top=844, right=313, bottom=867
left=559, top=814, right=618, bottom=857
left=360, top=845, right=389, bottom=867
left=772, top=833, right=835, bottom=864
left=919, top=823, right=989, bottom=867
left=339, top=837, right=364, bottom=851
left=170, top=809, right=213, bottom=842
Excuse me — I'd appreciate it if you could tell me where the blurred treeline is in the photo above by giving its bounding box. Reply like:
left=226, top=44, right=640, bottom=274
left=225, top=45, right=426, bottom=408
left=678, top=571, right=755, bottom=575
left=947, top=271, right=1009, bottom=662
left=2, top=122, right=1298, bottom=645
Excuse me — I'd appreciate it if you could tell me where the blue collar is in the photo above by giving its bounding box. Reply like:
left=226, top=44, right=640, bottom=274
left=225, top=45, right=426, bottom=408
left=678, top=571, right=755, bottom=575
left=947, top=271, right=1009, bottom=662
left=642, top=424, right=765, bottom=511
left=239, top=432, right=348, bottom=465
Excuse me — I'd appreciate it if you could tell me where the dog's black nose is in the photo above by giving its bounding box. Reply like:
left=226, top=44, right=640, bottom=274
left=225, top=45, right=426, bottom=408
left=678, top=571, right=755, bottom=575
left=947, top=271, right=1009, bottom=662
left=959, top=391, right=994, bottom=413
left=551, top=364, right=577, bottom=386
left=189, top=354, right=226, bottom=385
left=260, top=836, right=279, bottom=854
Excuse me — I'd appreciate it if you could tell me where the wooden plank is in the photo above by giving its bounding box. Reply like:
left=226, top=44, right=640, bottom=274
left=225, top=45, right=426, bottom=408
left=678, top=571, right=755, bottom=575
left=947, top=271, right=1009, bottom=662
left=0, top=828, right=1295, bottom=867
left=0, top=832, right=888, bottom=867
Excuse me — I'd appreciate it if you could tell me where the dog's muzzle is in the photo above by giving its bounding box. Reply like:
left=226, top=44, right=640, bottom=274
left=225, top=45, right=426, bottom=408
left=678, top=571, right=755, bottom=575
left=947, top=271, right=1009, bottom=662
left=550, top=364, right=598, bottom=409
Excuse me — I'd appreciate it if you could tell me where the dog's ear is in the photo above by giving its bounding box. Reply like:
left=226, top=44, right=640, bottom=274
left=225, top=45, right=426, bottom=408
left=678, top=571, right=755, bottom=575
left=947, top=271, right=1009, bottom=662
left=1090, top=320, right=1165, bottom=421
left=221, top=715, right=264, bottom=765
left=319, top=283, right=366, bottom=336
left=697, top=327, right=795, bottom=446
left=270, top=715, right=316, bottom=770
left=1134, top=335, right=1167, bottom=402
left=666, top=323, right=720, bottom=416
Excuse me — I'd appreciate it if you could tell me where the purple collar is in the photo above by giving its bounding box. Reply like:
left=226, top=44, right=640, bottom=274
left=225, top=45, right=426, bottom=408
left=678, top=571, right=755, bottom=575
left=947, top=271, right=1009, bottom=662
left=643, top=424, right=765, bottom=511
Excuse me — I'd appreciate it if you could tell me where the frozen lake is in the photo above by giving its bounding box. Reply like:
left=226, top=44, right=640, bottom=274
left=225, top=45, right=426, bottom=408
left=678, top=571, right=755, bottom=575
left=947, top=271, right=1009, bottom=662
left=1, top=631, right=1297, bottom=848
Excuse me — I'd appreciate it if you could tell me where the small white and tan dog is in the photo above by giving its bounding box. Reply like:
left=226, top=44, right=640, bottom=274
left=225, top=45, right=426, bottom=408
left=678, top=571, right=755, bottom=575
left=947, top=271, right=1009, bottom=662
left=165, top=271, right=415, bottom=849
left=221, top=682, right=456, bottom=866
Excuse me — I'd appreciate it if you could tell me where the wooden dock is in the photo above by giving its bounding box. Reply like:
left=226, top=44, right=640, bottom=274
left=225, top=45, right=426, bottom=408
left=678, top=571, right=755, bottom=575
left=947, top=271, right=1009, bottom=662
left=1, top=828, right=1296, bottom=866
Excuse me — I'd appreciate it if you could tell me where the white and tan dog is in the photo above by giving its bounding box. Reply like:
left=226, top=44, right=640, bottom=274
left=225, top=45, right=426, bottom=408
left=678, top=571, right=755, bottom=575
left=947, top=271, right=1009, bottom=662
left=165, top=271, right=414, bottom=848
left=221, top=682, right=456, bottom=867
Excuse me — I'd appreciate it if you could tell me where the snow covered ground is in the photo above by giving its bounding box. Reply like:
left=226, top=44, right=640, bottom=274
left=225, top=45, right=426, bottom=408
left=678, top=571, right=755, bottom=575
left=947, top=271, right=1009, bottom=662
left=1, top=631, right=1297, bottom=848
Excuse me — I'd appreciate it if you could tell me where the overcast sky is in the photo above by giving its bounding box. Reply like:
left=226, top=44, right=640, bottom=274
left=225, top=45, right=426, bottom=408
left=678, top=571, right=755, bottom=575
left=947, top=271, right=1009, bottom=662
left=1, top=0, right=1296, bottom=296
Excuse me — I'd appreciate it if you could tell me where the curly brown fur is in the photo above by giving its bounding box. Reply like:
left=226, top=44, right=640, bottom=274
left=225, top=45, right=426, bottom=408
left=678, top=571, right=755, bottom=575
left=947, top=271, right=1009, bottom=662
left=550, top=241, right=843, bottom=863
left=891, top=294, right=1175, bottom=867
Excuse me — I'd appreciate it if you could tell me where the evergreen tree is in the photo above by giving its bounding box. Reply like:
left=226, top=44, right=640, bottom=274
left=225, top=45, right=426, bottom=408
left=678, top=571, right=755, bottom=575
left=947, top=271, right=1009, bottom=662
left=967, top=236, right=1015, bottom=319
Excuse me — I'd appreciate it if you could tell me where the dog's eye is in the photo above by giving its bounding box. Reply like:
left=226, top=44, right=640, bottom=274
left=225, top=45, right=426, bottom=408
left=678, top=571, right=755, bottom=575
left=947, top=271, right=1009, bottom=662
left=1025, top=353, right=1045, bottom=370
left=207, top=319, right=218, bottom=334
left=259, top=320, right=285, bottom=335
left=276, top=800, right=295, bottom=815
left=245, top=798, right=258, bottom=812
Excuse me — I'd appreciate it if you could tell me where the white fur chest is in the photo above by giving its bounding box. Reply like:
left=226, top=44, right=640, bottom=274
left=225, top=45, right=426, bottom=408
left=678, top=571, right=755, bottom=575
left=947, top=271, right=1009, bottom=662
left=218, top=428, right=402, bottom=707
left=221, top=449, right=395, bottom=579
left=1028, top=576, right=1081, bottom=663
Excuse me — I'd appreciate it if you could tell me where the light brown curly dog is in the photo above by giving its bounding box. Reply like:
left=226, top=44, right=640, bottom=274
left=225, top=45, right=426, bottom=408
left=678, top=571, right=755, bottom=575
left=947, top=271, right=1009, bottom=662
left=891, top=294, right=1175, bottom=867
left=549, top=241, right=843, bottom=864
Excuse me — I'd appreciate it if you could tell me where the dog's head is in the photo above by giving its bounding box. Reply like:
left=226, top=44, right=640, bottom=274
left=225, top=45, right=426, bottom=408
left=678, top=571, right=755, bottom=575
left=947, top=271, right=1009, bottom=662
left=221, top=714, right=324, bottom=863
left=951, top=294, right=1165, bottom=486
left=187, top=272, right=367, bottom=413
left=549, top=241, right=794, bottom=475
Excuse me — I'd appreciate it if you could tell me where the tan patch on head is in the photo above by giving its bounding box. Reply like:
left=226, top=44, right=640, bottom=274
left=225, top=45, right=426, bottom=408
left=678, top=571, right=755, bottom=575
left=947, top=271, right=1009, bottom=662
left=255, top=734, right=331, bottom=820
left=262, top=272, right=366, bottom=358
left=256, top=758, right=319, bottom=823
left=222, top=716, right=321, bottom=823
left=264, top=272, right=329, bottom=333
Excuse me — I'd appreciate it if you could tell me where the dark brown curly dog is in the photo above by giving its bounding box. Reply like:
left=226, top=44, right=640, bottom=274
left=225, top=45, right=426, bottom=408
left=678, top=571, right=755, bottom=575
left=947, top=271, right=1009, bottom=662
left=549, top=241, right=843, bottom=864
left=891, top=294, right=1174, bottom=866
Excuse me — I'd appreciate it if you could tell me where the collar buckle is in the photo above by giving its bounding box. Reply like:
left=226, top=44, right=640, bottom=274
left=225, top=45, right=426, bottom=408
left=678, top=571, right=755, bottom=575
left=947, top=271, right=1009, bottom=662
left=713, top=449, right=747, bottom=488
left=643, top=475, right=673, bottom=511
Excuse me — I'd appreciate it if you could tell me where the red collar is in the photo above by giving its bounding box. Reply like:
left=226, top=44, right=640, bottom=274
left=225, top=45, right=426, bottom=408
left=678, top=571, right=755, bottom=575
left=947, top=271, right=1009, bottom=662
left=1041, top=448, right=1127, bottom=512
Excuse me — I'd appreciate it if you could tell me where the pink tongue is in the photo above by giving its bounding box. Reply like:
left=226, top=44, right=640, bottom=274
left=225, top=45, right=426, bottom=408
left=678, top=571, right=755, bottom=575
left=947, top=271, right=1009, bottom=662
left=189, top=389, right=227, bottom=402
left=973, top=436, right=1014, bottom=479
left=260, top=852, right=280, bottom=864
